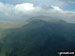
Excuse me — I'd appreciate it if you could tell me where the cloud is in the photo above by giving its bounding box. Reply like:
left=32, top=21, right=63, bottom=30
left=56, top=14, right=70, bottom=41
left=60, top=0, right=75, bottom=10
left=0, top=0, right=68, bottom=8
left=1, top=0, right=75, bottom=8
left=1, top=0, right=75, bottom=11
left=15, top=3, right=34, bottom=11
left=61, top=0, right=75, bottom=5
left=0, top=2, right=75, bottom=23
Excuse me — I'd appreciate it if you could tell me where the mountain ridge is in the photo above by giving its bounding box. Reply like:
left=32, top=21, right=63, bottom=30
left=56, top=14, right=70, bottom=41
left=1, top=19, right=75, bottom=56
left=0, top=16, right=75, bottom=56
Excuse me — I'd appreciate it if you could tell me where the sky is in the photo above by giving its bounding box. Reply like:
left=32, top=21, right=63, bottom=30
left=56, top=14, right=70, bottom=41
left=0, top=0, right=75, bottom=10
left=0, top=0, right=75, bottom=23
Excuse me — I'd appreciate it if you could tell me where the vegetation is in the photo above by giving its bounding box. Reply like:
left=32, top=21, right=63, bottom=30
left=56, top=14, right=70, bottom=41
left=0, top=17, right=75, bottom=56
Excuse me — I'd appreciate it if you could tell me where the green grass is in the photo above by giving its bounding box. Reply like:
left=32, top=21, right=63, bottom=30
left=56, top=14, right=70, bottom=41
left=0, top=51, right=6, bottom=56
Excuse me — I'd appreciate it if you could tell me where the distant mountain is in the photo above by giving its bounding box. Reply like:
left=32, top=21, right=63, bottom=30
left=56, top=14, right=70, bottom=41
left=0, top=20, right=27, bottom=29
left=0, top=16, right=75, bottom=56
left=28, top=15, right=60, bottom=22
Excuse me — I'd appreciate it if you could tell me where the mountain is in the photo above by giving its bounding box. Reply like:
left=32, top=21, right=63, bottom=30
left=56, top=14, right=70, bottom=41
left=0, top=20, right=26, bottom=42
left=0, top=20, right=27, bottom=29
left=0, top=16, right=75, bottom=56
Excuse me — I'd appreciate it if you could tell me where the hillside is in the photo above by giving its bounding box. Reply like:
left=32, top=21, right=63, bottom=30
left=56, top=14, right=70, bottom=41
left=0, top=20, right=27, bottom=29
left=0, top=18, right=75, bottom=56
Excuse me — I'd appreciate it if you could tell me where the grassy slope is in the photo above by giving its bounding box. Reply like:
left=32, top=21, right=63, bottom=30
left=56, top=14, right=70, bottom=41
left=0, top=20, right=28, bottom=29
left=1, top=17, right=75, bottom=56
left=0, top=20, right=28, bottom=56
left=3, top=19, right=75, bottom=56
left=0, top=50, right=5, bottom=56
left=0, top=20, right=28, bottom=39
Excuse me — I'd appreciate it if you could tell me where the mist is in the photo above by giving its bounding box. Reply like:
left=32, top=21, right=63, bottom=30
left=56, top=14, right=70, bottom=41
left=0, top=2, right=75, bottom=23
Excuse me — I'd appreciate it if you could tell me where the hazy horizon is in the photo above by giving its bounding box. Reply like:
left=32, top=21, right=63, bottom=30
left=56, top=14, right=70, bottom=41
left=0, top=0, right=75, bottom=23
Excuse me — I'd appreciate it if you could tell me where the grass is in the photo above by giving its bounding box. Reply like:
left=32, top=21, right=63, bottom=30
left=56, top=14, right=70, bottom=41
left=0, top=50, right=6, bottom=56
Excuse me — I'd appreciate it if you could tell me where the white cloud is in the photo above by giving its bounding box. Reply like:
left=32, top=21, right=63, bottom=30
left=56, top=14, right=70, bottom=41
left=0, top=2, right=75, bottom=23
left=52, top=6, right=62, bottom=11
left=15, top=3, right=34, bottom=11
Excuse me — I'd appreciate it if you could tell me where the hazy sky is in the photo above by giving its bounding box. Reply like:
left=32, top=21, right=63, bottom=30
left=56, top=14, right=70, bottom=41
left=0, top=0, right=75, bottom=10
left=0, top=0, right=75, bottom=23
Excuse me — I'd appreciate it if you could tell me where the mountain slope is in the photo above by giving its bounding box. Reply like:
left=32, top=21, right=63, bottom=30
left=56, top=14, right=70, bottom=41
left=1, top=18, right=75, bottom=56
left=0, top=20, right=27, bottom=29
